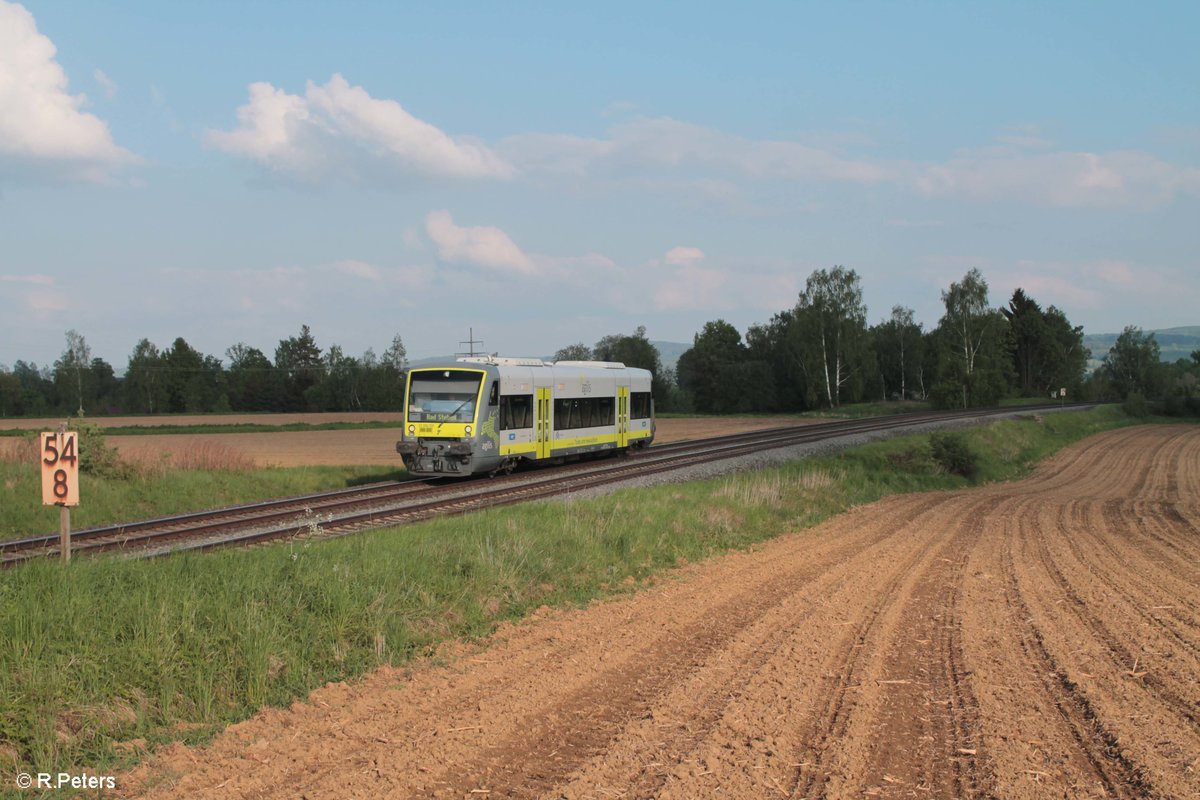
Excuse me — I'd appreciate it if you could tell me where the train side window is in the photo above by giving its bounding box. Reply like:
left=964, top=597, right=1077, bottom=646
left=598, top=396, right=613, bottom=426
left=631, top=392, right=652, bottom=419
left=499, top=395, right=533, bottom=430
left=488, top=381, right=499, bottom=406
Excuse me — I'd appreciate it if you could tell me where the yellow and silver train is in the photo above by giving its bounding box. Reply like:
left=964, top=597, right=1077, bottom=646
left=396, top=356, right=655, bottom=477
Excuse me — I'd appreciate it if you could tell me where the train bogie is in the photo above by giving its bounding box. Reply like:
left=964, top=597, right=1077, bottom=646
left=396, top=357, right=654, bottom=478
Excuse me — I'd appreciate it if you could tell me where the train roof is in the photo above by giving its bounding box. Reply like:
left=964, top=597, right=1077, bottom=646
left=453, top=356, right=633, bottom=370
left=408, top=356, right=651, bottom=379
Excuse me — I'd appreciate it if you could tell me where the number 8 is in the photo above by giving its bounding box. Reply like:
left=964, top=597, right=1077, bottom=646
left=53, top=468, right=69, bottom=499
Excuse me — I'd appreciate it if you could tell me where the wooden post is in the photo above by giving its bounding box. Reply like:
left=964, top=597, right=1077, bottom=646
left=58, top=421, right=70, bottom=563
left=60, top=506, right=71, bottom=564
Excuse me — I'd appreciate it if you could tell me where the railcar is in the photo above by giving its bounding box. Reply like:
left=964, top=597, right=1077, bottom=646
left=395, top=356, right=655, bottom=477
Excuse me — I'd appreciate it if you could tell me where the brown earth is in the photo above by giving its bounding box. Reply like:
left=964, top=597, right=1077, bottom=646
left=0, top=412, right=408, bottom=430
left=104, top=417, right=812, bottom=467
left=122, top=425, right=1200, bottom=799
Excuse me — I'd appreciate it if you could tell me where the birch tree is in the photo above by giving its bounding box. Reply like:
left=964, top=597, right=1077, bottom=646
left=55, top=330, right=92, bottom=415
left=871, top=305, right=923, bottom=400
left=794, top=266, right=869, bottom=407
left=932, top=269, right=1011, bottom=408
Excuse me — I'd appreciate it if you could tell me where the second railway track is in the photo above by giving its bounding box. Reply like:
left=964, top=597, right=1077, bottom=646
left=2, top=403, right=1091, bottom=566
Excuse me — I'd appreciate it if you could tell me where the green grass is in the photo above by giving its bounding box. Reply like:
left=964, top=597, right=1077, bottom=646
left=0, top=464, right=403, bottom=541
left=0, top=405, right=1163, bottom=779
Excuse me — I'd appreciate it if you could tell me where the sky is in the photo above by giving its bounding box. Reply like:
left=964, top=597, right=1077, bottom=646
left=2, top=0, right=1198, bottom=369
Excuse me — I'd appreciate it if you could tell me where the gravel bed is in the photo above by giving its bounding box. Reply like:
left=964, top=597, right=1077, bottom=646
left=557, top=406, right=1094, bottom=501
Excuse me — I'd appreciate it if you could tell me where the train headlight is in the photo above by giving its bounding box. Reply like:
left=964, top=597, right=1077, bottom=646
left=408, top=425, right=415, bottom=434
left=465, top=425, right=473, bottom=435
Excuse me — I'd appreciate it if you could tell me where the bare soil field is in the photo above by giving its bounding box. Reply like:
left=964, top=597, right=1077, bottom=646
left=0, top=412, right=408, bottom=430
left=103, top=417, right=812, bottom=467
left=121, top=424, right=1200, bottom=799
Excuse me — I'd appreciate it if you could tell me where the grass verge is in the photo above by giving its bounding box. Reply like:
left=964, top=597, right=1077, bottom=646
left=0, top=405, right=1164, bottom=778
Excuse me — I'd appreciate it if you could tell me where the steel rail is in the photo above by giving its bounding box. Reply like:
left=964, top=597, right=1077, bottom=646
left=0, top=477, right=431, bottom=555
left=171, top=401, right=1090, bottom=555
left=2, top=402, right=1093, bottom=565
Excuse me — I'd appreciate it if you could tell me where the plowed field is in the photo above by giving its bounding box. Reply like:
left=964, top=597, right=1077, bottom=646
left=124, top=425, right=1200, bottom=799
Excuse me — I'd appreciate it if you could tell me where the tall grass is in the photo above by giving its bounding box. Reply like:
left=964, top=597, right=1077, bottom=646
left=0, top=405, right=1155, bottom=777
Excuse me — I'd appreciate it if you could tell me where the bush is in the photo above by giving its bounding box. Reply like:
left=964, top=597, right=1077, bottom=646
left=929, top=431, right=979, bottom=480
left=1122, top=391, right=1150, bottom=418
left=1161, top=394, right=1200, bottom=418
left=69, top=413, right=134, bottom=478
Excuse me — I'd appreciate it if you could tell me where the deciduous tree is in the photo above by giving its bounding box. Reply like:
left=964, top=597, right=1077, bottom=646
left=1104, top=327, right=1168, bottom=400
left=931, top=269, right=1011, bottom=408
left=793, top=266, right=870, bottom=407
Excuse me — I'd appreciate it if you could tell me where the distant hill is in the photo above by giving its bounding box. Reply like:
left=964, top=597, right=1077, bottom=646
left=650, top=340, right=690, bottom=372
left=1084, top=325, right=1200, bottom=370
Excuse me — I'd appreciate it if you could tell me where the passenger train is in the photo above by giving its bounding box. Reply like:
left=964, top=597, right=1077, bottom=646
left=396, top=356, right=655, bottom=477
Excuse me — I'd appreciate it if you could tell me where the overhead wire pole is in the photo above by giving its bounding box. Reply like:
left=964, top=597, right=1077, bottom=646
left=457, top=328, right=484, bottom=358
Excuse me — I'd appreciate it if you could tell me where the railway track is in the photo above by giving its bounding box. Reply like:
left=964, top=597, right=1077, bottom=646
left=1, top=402, right=1092, bottom=566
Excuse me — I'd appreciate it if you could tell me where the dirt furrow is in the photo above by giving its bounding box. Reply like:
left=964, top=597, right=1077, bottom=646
left=1002, top=526, right=1154, bottom=799
left=1029, top=506, right=1200, bottom=735
left=121, top=425, right=1200, bottom=800
left=828, top=498, right=1003, bottom=799
left=1074, top=501, right=1200, bottom=646
left=426, top=496, right=968, bottom=799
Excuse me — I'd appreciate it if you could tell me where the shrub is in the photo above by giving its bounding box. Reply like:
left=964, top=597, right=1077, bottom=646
left=929, top=431, right=979, bottom=480
left=1122, top=391, right=1149, bottom=418
left=69, top=413, right=134, bottom=478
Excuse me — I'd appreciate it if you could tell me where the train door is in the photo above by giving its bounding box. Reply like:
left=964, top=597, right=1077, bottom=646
left=536, top=387, right=552, bottom=459
left=616, top=385, right=629, bottom=448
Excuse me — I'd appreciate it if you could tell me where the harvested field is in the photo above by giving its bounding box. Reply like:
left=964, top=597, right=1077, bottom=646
left=105, top=417, right=812, bottom=467
left=0, top=412, right=408, bottom=431
left=123, top=425, right=1200, bottom=799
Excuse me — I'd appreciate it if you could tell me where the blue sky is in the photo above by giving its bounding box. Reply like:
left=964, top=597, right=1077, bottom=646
left=2, top=0, right=1198, bottom=369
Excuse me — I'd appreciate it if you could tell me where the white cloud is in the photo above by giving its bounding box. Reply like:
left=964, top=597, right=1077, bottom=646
left=503, top=117, right=1199, bottom=210
left=502, top=117, right=894, bottom=184
left=648, top=259, right=800, bottom=314
left=884, top=218, right=943, bottom=228
left=0, top=1, right=136, bottom=181
left=652, top=264, right=727, bottom=311
left=333, top=259, right=382, bottom=281
left=93, top=68, right=117, bottom=99
left=424, top=210, right=535, bottom=274
left=1002, top=272, right=1102, bottom=310
left=23, top=291, right=68, bottom=314
left=914, top=149, right=1200, bottom=208
left=664, top=246, right=705, bottom=266
left=1, top=273, right=55, bottom=285
left=1081, top=260, right=1169, bottom=294
left=207, top=74, right=513, bottom=183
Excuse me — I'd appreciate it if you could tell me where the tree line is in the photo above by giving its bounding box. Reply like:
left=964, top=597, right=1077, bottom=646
left=671, top=267, right=1195, bottom=414
left=1, top=270, right=1195, bottom=418
left=0, top=326, right=410, bottom=416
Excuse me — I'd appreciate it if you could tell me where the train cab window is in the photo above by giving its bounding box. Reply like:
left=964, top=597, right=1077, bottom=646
left=408, top=371, right=482, bottom=422
left=499, top=395, right=533, bottom=430
left=488, top=381, right=499, bottom=407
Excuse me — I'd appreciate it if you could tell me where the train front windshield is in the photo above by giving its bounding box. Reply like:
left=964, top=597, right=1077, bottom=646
left=407, top=371, right=482, bottom=423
